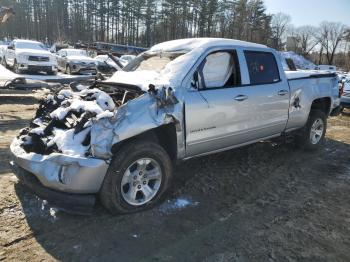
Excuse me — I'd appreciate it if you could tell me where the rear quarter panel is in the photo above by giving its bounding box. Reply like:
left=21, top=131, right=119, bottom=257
left=286, top=75, right=338, bottom=131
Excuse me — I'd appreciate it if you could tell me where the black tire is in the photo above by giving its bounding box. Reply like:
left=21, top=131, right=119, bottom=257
left=296, top=110, right=327, bottom=150
left=100, top=140, right=173, bottom=214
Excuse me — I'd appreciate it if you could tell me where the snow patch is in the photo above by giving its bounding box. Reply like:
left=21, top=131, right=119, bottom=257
left=159, top=198, right=199, bottom=213
left=280, top=51, right=316, bottom=70
left=50, top=88, right=115, bottom=120
left=96, top=110, right=114, bottom=120
left=47, top=127, right=90, bottom=157
left=30, top=126, right=45, bottom=135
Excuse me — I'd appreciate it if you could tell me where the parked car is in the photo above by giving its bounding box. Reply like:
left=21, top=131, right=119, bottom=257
left=56, top=48, right=96, bottom=75
left=340, top=76, right=350, bottom=111
left=316, top=65, right=337, bottom=72
left=3, top=39, right=58, bottom=75
left=10, top=38, right=341, bottom=214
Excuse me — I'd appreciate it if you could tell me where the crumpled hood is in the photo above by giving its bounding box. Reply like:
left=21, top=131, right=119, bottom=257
left=16, top=49, right=52, bottom=56
left=107, top=70, right=167, bottom=91
left=68, top=55, right=95, bottom=63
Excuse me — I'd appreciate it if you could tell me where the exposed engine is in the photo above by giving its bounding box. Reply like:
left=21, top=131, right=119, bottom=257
left=17, top=81, right=142, bottom=157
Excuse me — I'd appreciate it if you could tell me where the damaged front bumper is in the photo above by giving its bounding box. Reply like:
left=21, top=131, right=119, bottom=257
left=10, top=161, right=96, bottom=215
left=10, top=137, right=109, bottom=194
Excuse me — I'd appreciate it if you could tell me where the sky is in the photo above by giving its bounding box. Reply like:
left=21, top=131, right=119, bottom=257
left=264, top=0, right=350, bottom=27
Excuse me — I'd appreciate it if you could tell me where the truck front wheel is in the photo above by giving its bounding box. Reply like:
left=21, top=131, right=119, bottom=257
left=296, top=110, right=327, bottom=150
left=100, top=140, right=173, bottom=214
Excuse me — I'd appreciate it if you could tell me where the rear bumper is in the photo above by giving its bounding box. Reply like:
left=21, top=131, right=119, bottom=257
left=10, top=161, right=96, bottom=215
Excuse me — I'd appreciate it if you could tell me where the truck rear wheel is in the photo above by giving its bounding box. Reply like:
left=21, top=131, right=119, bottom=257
left=296, top=110, right=327, bottom=150
left=100, top=140, right=173, bottom=214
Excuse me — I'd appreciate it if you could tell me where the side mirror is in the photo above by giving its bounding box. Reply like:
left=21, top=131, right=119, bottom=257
left=7, top=45, right=13, bottom=50
left=191, top=71, right=199, bottom=89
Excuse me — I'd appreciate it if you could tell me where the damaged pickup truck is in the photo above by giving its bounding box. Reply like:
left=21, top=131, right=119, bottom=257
left=10, top=38, right=342, bottom=214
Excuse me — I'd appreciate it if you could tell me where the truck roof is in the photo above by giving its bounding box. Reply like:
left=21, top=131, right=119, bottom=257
left=150, top=38, right=267, bottom=53
left=109, top=38, right=269, bottom=90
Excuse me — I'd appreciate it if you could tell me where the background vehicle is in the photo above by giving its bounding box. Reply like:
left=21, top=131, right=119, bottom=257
left=316, top=65, right=337, bottom=72
left=3, top=39, right=58, bottom=75
left=94, top=54, right=122, bottom=75
left=11, top=38, right=341, bottom=214
left=119, top=54, right=136, bottom=66
left=56, top=48, right=96, bottom=75
left=340, top=77, right=350, bottom=111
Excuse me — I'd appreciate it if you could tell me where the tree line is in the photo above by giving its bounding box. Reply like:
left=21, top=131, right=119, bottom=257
left=0, top=0, right=349, bottom=68
left=0, top=0, right=273, bottom=47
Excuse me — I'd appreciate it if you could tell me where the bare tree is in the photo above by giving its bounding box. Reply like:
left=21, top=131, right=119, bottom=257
left=296, top=25, right=319, bottom=56
left=271, top=12, right=291, bottom=50
left=318, top=21, right=348, bottom=65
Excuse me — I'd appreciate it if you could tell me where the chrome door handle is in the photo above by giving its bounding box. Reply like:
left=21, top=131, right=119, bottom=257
left=234, top=95, right=248, bottom=101
left=278, top=90, right=289, bottom=96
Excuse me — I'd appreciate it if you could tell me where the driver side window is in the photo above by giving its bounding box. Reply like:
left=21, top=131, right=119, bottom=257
left=198, top=50, right=241, bottom=89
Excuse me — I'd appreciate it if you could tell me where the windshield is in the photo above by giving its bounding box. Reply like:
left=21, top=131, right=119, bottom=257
left=123, top=52, right=185, bottom=72
left=15, top=42, right=46, bottom=50
left=66, top=49, right=87, bottom=56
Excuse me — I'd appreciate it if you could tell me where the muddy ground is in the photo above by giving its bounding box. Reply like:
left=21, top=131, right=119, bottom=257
left=1, top=88, right=350, bottom=262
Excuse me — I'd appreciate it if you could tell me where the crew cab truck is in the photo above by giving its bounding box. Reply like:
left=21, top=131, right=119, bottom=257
left=10, top=38, right=341, bottom=214
left=3, top=39, right=58, bottom=75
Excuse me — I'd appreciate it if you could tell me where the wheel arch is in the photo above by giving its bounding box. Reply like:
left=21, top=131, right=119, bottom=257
left=310, top=97, right=331, bottom=116
left=111, top=123, right=178, bottom=163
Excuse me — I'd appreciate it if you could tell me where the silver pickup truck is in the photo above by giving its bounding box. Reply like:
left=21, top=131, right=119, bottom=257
left=10, top=38, right=341, bottom=214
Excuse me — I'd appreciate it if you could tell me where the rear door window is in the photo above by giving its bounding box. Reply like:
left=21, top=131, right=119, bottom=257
left=244, top=51, right=280, bottom=85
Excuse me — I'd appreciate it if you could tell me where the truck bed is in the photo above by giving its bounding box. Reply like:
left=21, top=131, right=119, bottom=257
left=285, top=70, right=336, bottom=80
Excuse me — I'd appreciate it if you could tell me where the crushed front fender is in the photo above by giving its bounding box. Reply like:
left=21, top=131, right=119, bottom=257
left=90, top=87, right=183, bottom=159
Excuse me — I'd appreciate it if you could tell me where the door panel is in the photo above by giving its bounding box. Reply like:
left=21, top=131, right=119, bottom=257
left=184, top=48, right=290, bottom=157
left=185, top=83, right=289, bottom=156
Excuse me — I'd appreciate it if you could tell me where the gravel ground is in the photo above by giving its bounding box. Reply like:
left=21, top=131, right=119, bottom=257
left=0, top=89, right=350, bottom=261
